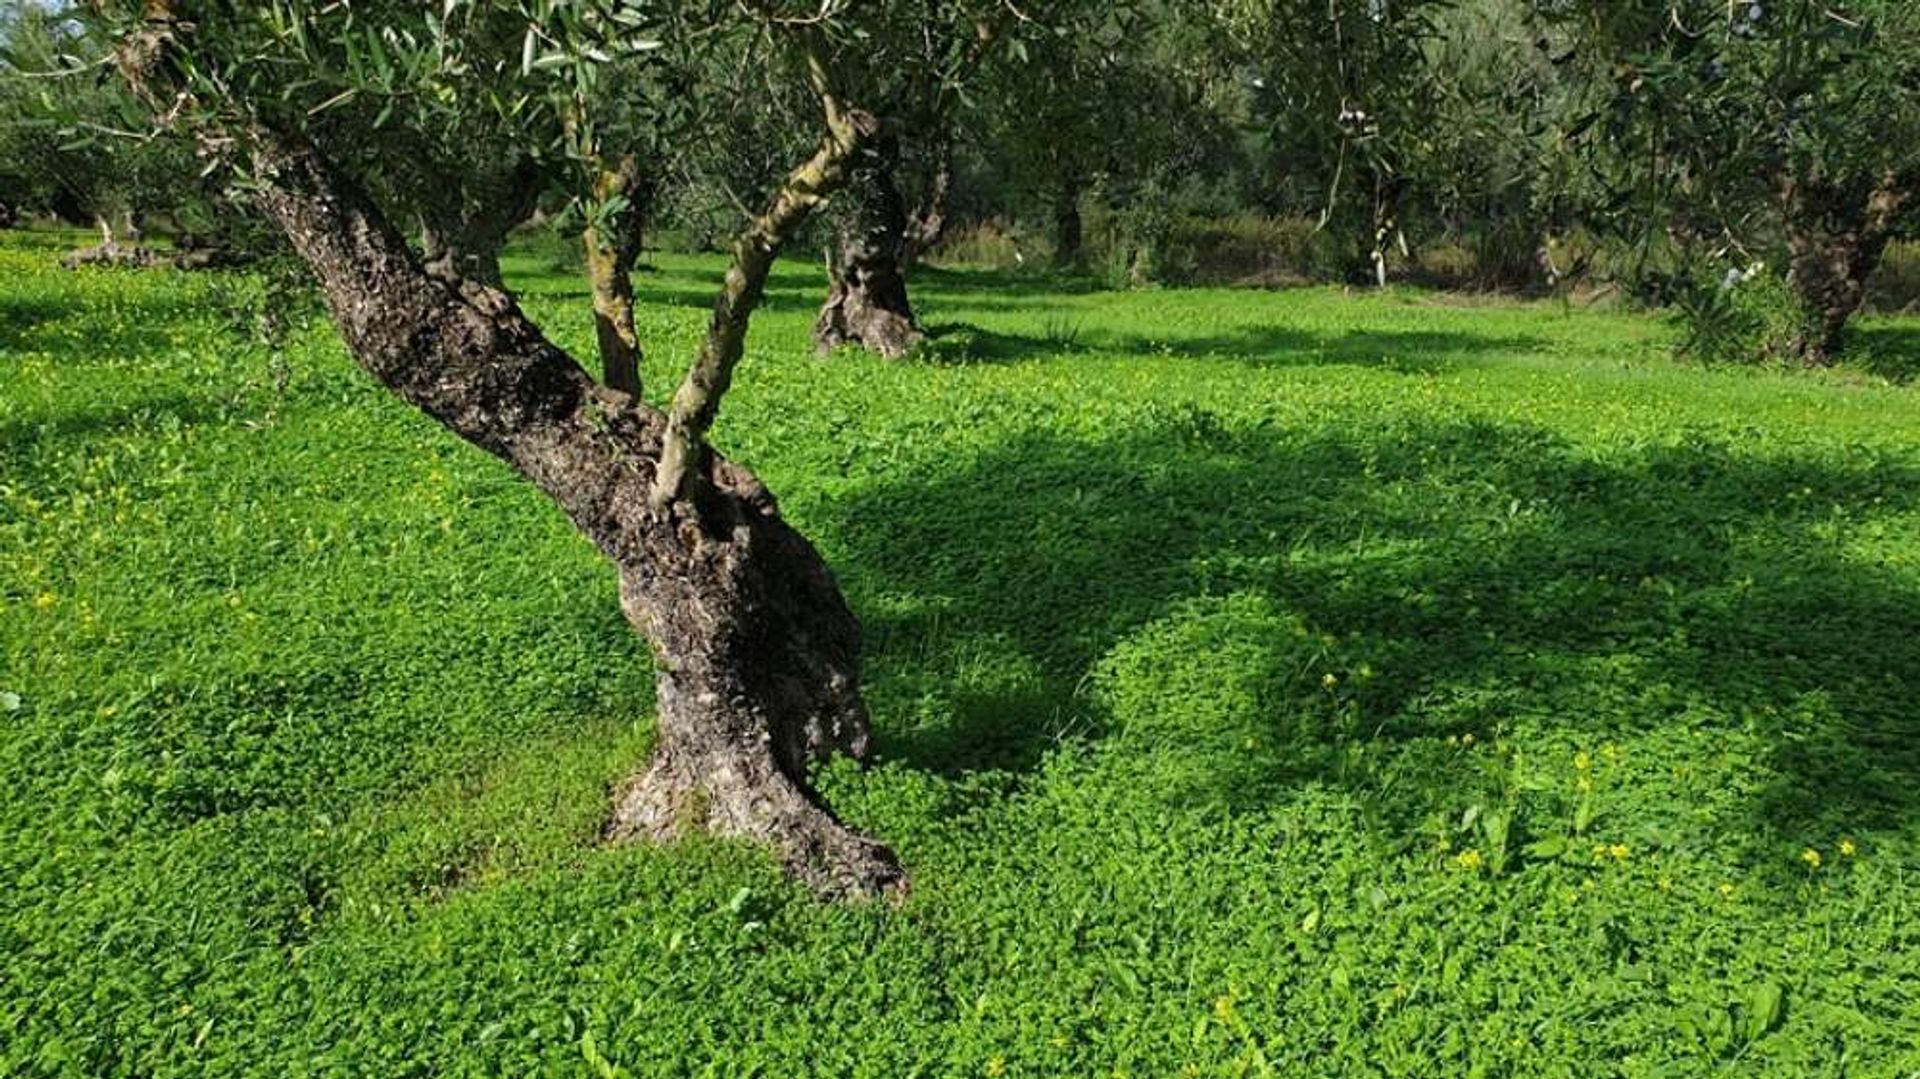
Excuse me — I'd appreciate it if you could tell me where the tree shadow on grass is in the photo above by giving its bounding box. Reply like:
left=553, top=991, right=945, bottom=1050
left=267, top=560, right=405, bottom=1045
left=828, top=413, right=1920, bottom=860
left=0, top=286, right=226, bottom=359
left=0, top=391, right=236, bottom=457
left=1847, top=324, right=1920, bottom=383
left=917, top=319, right=1544, bottom=371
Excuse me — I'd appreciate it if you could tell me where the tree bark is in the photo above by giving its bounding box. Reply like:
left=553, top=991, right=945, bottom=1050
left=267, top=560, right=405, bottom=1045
left=1779, top=169, right=1911, bottom=366
left=1052, top=179, right=1083, bottom=269
left=246, top=123, right=902, bottom=898
left=418, top=155, right=545, bottom=290
left=813, top=134, right=923, bottom=359
left=583, top=155, right=652, bottom=398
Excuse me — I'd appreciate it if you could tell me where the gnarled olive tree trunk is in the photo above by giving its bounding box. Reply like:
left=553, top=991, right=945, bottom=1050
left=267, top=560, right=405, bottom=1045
left=813, top=134, right=923, bottom=358
left=248, top=121, right=902, bottom=898
left=1779, top=169, right=1912, bottom=366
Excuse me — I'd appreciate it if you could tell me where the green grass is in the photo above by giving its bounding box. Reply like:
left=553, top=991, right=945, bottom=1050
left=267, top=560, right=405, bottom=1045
left=4, top=228, right=1919, bottom=1077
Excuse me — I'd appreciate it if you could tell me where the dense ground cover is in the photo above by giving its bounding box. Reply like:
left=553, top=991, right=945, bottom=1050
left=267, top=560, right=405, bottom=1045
left=3, top=228, right=1919, bottom=1077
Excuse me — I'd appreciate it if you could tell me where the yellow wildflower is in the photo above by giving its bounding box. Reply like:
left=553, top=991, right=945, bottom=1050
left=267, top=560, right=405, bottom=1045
left=1454, top=849, right=1484, bottom=871
left=1608, top=843, right=1630, bottom=861
left=1573, top=750, right=1591, bottom=771
left=1719, top=883, right=1735, bottom=898
left=986, top=1056, right=1006, bottom=1078
left=1321, top=672, right=1339, bottom=689
left=33, top=592, right=57, bottom=610
left=1461, top=732, right=1476, bottom=747
left=1839, top=838, right=1856, bottom=858
left=1801, top=848, right=1822, bottom=869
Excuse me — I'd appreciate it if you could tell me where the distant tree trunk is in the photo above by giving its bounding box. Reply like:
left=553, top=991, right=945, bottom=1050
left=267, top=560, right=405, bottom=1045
left=60, top=210, right=159, bottom=270
left=247, top=122, right=902, bottom=898
left=583, top=155, right=652, bottom=398
left=1053, top=178, right=1083, bottom=269
left=901, top=136, right=952, bottom=268
left=1779, top=168, right=1911, bottom=366
left=814, top=134, right=923, bottom=358
left=1369, top=175, right=1407, bottom=288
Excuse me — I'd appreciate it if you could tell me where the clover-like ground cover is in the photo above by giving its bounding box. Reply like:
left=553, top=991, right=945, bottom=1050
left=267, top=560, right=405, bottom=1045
left=3, top=229, right=1918, bottom=1076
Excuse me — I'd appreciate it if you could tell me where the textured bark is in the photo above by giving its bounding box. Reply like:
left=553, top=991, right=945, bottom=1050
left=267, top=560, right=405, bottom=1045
left=1779, top=169, right=1911, bottom=366
left=583, top=155, right=651, bottom=398
left=813, top=135, right=923, bottom=359
left=246, top=125, right=901, bottom=898
left=419, top=155, right=545, bottom=290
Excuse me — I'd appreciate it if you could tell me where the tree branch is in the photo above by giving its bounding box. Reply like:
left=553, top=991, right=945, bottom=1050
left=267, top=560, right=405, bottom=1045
left=649, top=30, right=875, bottom=508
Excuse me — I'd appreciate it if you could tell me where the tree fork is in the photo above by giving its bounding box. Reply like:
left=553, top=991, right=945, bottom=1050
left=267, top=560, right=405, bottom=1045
left=116, top=7, right=903, bottom=898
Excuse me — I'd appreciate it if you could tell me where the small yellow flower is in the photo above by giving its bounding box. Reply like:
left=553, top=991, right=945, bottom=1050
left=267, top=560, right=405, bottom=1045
left=986, top=1056, right=1006, bottom=1078
left=1213, top=995, right=1236, bottom=1022
left=1801, top=847, right=1822, bottom=869
left=1576, top=775, right=1594, bottom=793
left=1453, top=848, right=1484, bottom=871
left=33, top=592, right=57, bottom=610
left=1719, top=883, right=1735, bottom=898
left=1461, top=732, right=1476, bottom=747
left=1608, top=843, right=1630, bottom=861
left=1839, top=838, right=1856, bottom=858
left=1321, top=672, right=1339, bottom=689
left=1573, top=750, right=1591, bottom=771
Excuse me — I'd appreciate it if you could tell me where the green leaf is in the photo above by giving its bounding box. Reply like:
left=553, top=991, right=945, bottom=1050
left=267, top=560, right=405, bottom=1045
left=1744, top=982, right=1785, bottom=1042
left=1525, top=835, right=1567, bottom=860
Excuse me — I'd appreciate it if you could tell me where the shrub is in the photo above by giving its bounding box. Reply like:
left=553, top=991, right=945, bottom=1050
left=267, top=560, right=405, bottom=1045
left=1670, top=261, right=1814, bottom=365
left=927, top=219, right=1042, bottom=269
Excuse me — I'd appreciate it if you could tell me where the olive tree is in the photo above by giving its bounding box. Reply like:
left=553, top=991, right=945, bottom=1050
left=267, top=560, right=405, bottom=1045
left=977, top=0, right=1240, bottom=276
left=1, top=2, right=198, bottom=260
left=808, top=1, right=1016, bottom=358
left=96, top=0, right=969, bottom=898
left=1221, top=0, right=1452, bottom=285
left=1564, top=0, right=1918, bottom=363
